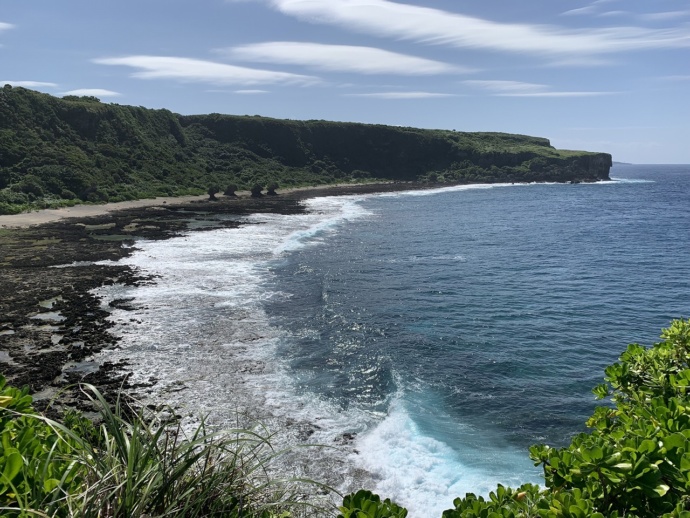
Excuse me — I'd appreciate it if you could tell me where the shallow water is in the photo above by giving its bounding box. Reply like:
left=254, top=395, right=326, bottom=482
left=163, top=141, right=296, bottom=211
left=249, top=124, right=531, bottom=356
left=98, top=164, right=690, bottom=517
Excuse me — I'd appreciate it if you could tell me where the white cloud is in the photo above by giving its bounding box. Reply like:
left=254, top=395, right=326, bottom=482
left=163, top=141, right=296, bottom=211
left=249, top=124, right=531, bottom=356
left=463, top=80, right=548, bottom=93
left=93, top=55, right=320, bottom=86
left=496, top=91, right=614, bottom=98
left=463, top=79, right=613, bottom=97
left=223, top=41, right=469, bottom=75
left=346, top=91, right=456, bottom=99
left=562, top=6, right=597, bottom=17
left=234, top=89, right=270, bottom=94
left=268, top=0, right=690, bottom=56
left=0, top=80, right=58, bottom=88
left=61, top=88, right=121, bottom=97
left=639, top=11, right=690, bottom=22
left=598, top=11, right=628, bottom=18
left=0, top=22, right=14, bottom=32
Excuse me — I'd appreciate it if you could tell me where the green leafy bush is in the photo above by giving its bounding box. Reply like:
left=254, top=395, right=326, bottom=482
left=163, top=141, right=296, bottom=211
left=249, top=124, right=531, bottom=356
left=0, top=375, right=83, bottom=516
left=338, top=490, right=408, bottom=518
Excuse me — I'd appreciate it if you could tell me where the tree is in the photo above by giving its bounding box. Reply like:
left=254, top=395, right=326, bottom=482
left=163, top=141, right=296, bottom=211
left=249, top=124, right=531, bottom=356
left=250, top=184, right=263, bottom=197
left=207, top=184, right=220, bottom=200
left=266, top=181, right=279, bottom=195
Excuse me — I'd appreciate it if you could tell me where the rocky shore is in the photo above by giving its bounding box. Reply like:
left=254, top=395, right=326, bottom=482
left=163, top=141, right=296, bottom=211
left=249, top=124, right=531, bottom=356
left=0, top=182, right=429, bottom=414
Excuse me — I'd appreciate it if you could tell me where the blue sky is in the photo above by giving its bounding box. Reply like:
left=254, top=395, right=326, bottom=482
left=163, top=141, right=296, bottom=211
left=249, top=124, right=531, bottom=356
left=2, top=0, right=689, bottom=163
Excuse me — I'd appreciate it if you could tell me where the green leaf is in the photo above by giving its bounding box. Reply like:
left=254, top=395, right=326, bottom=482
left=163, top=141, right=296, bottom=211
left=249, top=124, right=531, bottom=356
left=654, top=484, right=670, bottom=497
left=663, top=433, right=686, bottom=451
left=1, top=450, right=23, bottom=483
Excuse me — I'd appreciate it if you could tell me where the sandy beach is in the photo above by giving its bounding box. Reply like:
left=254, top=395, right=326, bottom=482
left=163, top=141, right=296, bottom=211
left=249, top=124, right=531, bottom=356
left=0, top=195, right=212, bottom=228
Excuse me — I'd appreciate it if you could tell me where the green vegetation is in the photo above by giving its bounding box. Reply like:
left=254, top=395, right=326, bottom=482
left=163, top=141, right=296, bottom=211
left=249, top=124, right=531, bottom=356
left=4, top=320, right=690, bottom=516
left=0, top=379, right=326, bottom=517
left=0, top=86, right=612, bottom=214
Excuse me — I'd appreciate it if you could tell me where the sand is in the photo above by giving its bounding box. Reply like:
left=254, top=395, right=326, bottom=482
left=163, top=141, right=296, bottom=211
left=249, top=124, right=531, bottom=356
left=0, top=195, right=212, bottom=228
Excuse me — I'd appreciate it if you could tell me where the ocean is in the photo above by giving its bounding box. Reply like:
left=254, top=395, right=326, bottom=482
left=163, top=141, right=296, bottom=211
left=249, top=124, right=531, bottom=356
left=96, top=164, right=690, bottom=517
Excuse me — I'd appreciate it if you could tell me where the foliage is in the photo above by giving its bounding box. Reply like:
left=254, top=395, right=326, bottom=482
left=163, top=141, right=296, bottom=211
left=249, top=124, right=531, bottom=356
left=0, top=375, right=83, bottom=517
left=338, top=490, right=408, bottom=518
left=0, top=379, right=328, bottom=517
left=0, top=87, right=611, bottom=214
left=208, top=184, right=220, bottom=200
left=251, top=183, right=264, bottom=197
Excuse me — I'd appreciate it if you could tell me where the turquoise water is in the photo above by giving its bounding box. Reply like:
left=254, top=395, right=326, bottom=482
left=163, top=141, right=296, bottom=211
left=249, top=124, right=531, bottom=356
left=101, top=164, right=690, bottom=516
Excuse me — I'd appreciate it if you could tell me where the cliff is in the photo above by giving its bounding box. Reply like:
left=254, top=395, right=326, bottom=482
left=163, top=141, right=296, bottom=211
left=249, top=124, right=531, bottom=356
left=0, top=86, right=611, bottom=214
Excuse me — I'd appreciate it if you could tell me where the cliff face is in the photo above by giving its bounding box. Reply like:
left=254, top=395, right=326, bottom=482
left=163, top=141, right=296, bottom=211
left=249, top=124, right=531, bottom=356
left=0, top=86, right=611, bottom=212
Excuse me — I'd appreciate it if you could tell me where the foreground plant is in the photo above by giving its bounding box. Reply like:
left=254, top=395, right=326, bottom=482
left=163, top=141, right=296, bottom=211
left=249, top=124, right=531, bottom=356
left=0, top=380, right=328, bottom=517
left=0, top=377, right=83, bottom=516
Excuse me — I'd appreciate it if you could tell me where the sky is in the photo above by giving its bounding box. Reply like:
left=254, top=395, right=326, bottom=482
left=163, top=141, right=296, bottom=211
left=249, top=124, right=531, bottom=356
left=1, top=0, right=689, bottom=164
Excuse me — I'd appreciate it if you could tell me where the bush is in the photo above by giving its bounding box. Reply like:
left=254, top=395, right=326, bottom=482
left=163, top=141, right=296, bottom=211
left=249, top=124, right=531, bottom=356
left=267, top=182, right=279, bottom=195
left=251, top=184, right=264, bottom=197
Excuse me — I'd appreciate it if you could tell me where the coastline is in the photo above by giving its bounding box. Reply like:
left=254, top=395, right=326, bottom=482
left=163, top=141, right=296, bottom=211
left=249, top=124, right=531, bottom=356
left=0, top=181, right=426, bottom=408
left=0, top=182, right=402, bottom=229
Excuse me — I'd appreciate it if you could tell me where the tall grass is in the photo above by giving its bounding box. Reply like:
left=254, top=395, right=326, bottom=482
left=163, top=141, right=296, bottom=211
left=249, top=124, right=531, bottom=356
left=1, top=381, right=334, bottom=517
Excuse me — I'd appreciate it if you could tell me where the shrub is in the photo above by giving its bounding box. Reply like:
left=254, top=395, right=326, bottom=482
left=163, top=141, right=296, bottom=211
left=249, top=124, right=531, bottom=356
left=251, top=184, right=264, bottom=197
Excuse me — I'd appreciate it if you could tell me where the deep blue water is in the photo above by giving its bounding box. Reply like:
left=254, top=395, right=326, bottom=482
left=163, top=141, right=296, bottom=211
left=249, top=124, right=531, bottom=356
left=265, top=164, right=690, bottom=451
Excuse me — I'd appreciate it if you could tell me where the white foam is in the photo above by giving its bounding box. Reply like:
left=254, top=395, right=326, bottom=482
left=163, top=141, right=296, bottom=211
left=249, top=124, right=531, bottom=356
left=376, top=182, right=520, bottom=198
left=608, top=177, right=655, bottom=184
left=355, top=402, right=539, bottom=518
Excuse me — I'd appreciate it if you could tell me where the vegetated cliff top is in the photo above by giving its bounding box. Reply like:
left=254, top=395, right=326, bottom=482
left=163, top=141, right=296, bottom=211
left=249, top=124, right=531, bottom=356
left=0, top=86, right=611, bottom=214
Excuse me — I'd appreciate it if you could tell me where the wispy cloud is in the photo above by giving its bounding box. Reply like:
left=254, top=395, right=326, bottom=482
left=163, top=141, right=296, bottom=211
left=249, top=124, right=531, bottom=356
left=346, top=91, right=456, bottom=99
left=268, top=0, right=690, bottom=56
left=463, top=79, right=613, bottom=97
left=497, top=91, right=614, bottom=98
left=93, top=55, right=320, bottom=86
left=222, top=41, right=470, bottom=75
left=639, top=11, right=690, bottom=22
left=234, top=89, right=270, bottom=94
left=659, top=75, right=690, bottom=81
left=62, top=88, right=121, bottom=97
left=463, top=80, right=548, bottom=94
left=561, top=6, right=598, bottom=17
left=0, top=22, right=14, bottom=32
left=561, top=0, right=620, bottom=17
left=0, top=80, right=58, bottom=88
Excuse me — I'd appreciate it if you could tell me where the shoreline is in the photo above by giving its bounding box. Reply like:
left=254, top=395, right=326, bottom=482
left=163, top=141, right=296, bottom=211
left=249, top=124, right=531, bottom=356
left=0, top=181, right=431, bottom=407
left=1, top=180, right=434, bottom=503
left=0, top=182, right=404, bottom=229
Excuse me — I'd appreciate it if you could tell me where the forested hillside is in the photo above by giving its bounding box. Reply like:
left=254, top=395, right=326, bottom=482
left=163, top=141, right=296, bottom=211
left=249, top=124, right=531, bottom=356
left=0, top=86, right=612, bottom=214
